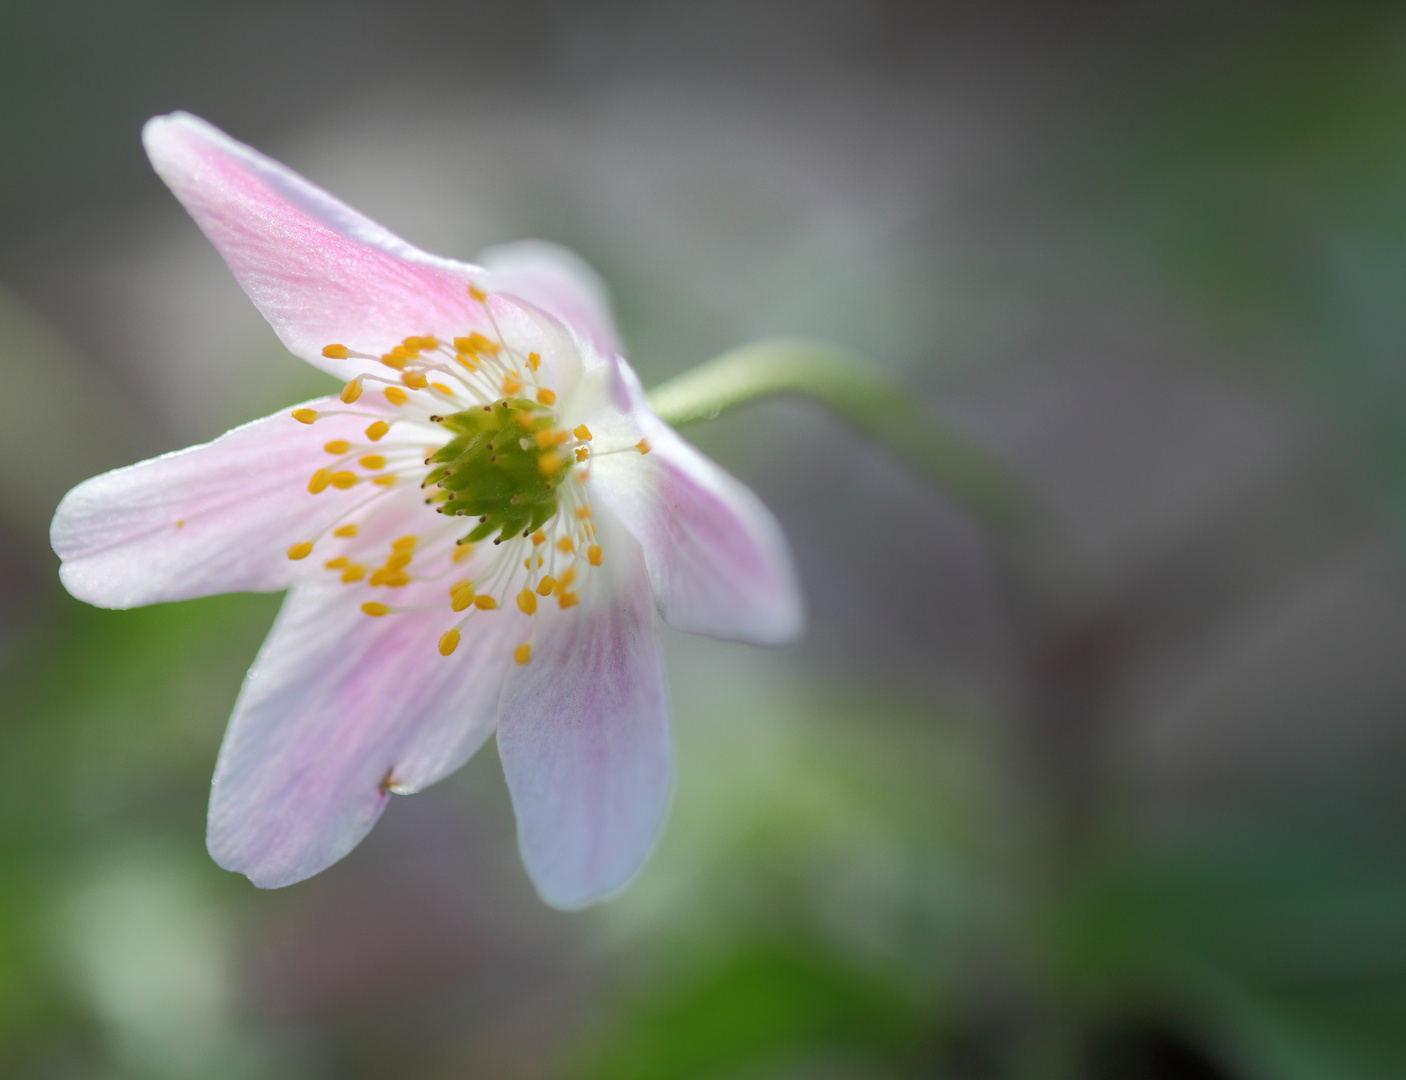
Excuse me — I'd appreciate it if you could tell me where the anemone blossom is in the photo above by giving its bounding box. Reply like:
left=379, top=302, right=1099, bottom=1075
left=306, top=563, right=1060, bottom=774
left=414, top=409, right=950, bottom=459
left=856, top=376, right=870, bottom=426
left=50, top=113, right=804, bottom=909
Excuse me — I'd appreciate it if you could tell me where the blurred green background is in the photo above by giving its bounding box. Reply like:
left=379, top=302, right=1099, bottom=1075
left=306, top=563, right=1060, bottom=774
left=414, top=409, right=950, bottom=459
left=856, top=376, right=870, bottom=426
left=2, top=2, right=1406, bottom=1077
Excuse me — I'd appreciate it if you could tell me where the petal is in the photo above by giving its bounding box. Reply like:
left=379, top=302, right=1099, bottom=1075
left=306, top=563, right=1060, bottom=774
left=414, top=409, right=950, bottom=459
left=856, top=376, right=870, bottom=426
left=477, top=240, right=623, bottom=358
left=589, top=359, right=805, bottom=645
left=51, top=398, right=384, bottom=608
left=142, top=112, right=484, bottom=379
left=496, top=525, right=673, bottom=909
left=208, top=577, right=507, bottom=888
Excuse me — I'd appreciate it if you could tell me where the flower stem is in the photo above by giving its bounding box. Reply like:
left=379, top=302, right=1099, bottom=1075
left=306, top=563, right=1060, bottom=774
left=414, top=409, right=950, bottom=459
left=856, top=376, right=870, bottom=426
left=647, top=337, right=1031, bottom=534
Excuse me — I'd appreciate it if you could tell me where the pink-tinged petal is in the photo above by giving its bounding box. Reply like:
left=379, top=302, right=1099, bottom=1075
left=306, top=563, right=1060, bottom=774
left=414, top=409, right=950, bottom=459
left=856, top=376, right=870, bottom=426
left=208, top=578, right=507, bottom=888
left=497, top=529, right=672, bottom=909
left=590, top=359, right=805, bottom=645
left=142, top=112, right=483, bottom=379
left=51, top=398, right=384, bottom=608
left=477, top=240, right=623, bottom=358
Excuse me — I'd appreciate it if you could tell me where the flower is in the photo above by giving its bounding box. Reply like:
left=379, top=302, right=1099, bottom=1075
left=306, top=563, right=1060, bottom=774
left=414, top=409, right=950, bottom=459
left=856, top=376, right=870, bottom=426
left=50, top=113, right=804, bottom=909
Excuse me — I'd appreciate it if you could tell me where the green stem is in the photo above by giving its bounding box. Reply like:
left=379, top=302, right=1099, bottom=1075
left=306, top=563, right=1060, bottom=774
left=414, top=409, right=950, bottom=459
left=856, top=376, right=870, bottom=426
left=646, top=337, right=1031, bottom=534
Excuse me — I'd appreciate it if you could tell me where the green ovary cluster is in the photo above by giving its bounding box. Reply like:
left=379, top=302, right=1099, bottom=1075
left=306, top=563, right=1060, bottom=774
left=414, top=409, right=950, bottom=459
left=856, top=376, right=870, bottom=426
left=424, top=398, right=571, bottom=545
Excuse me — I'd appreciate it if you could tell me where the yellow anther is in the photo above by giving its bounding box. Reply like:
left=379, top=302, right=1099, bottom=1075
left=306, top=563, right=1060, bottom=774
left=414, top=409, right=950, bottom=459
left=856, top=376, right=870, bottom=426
left=291, top=408, right=317, bottom=424
left=468, top=283, right=488, bottom=302
left=538, top=450, right=564, bottom=475
left=419, top=336, right=439, bottom=350
left=575, top=446, right=589, bottom=462
left=514, top=642, right=532, bottom=665
left=287, top=541, right=314, bottom=560
left=333, top=523, right=359, bottom=538
left=329, top=471, right=357, bottom=489
left=557, top=591, right=579, bottom=610
left=324, top=556, right=350, bottom=570
left=636, top=438, right=652, bottom=454
left=531, top=530, right=546, bottom=546
left=473, top=595, right=498, bottom=611
left=587, top=544, right=603, bottom=566
left=502, top=373, right=523, bottom=396
left=383, top=571, right=411, bottom=588
left=534, top=429, right=556, bottom=449
left=373, top=475, right=397, bottom=486
left=450, top=592, right=475, bottom=613
left=322, top=344, right=350, bottom=359
left=359, top=454, right=386, bottom=470
left=381, top=345, right=412, bottom=369
left=452, top=543, right=474, bottom=563
left=574, top=506, right=591, bottom=519
left=366, top=420, right=390, bottom=441
left=340, top=378, right=363, bottom=404
left=341, top=564, right=367, bottom=582
left=383, top=386, right=408, bottom=406
left=386, top=552, right=412, bottom=571
left=400, top=336, right=424, bottom=354
left=431, top=382, right=453, bottom=394
left=308, top=468, right=331, bottom=494
left=439, top=629, right=461, bottom=656
left=573, top=425, right=592, bottom=441
left=517, top=588, right=538, bottom=615
left=391, top=535, right=417, bottom=553
left=558, top=565, right=577, bottom=588
left=536, top=388, right=556, bottom=406
left=526, top=352, right=540, bottom=372
left=455, top=353, right=479, bottom=371
left=324, top=440, right=350, bottom=454
left=557, top=536, right=575, bottom=554
left=524, top=558, right=532, bottom=569
left=536, top=576, right=556, bottom=596
left=401, top=371, right=428, bottom=390
left=361, top=602, right=390, bottom=617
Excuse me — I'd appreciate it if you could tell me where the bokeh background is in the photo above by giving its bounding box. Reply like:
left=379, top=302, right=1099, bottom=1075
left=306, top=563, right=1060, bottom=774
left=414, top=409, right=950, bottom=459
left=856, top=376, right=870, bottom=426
left=3, top=2, right=1406, bottom=1077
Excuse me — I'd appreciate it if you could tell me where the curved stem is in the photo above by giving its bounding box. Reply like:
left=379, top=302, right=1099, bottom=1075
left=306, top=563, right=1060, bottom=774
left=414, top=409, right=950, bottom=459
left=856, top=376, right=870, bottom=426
left=647, top=337, right=1031, bottom=534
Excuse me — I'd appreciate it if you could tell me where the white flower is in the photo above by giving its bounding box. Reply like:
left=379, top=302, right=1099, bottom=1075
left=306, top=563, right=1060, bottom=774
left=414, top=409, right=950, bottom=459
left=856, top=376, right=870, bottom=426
left=50, top=113, right=804, bottom=909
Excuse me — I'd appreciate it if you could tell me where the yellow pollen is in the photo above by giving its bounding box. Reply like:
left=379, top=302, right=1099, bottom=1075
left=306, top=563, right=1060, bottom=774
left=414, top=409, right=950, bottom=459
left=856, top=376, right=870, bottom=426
left=291, top=408, right=317, bottom=424
left=455, top=353, right=479, bottom=371
left=557, top=536, right=575, bottom=554
left=474, top=595, right=498, bottom=611
left=287, top=541, right=314, bottom=560
left=526, top=352, right=541, bottom=373
left=391, top=535, right=417, bottom=553
left=341, top=564, right=367, bottom=582
left=334, top=523, right=359, bottom=538
left=382, top=345, right=412, bottom=369
left=573, top=425, right=592, bottom=441
left=588, top=544, right=603, bottom=566
left=450, top=592, right=474, bottom=613
left=386, top=552, right=412, bottom=571
left=322, top=344, right=350, bottom=359
left=361, top=602, right=390, bottom=617
left=557, top=591, right=579, bottom=609
left=452, top=543, right=474, bottom=563
left=401, top=371, right=428, bottom=390
left=558, top=566, right=577, bottom=588
left=531, top=530, right=546, bottom=546
left=366, top=420, right=390, bottom=441
left=431, top=381, right=453, bottom=394
left=468, top=283, right=488, bottom=302
left=384, top=386, right=408, bottom=406
left=359, top=454, right=386, bottom=470
left=324, top=439, right=350, bottom=454
left=574, top=506, right=591, bottom=519
left=514, top=642, right=532, bottom=665
left=534, top=429, right=556, bottom=449
left=517, top=589, right=538, bottom=614
left=324, top=556, right=350, bottom=569
left=524, top=558, right=532, bottom=569
left=329, top=471, right=357, bottom=489
left=636, top=438, right=652, bottom=454
left=373, top=475, right=397, bottom=486
left=308, top=468, right=331, bottom=494
left=439, top=629, right=461, bottom=656
left=538, top=450, right=564, bottom=475
left=400, top=336, right=424, bottom=353
left=420, top=336, right=440, bottom=350
left=536, top=576, right=556, bottom=596
left=575, top=446, right=589, bottom=462
left=503, top=373, right=523, bottom=396
left=372, top=569, right=411, bottom=588
left=340, top=378, right=363, bottom=403
left=536, top=388, right=556, bottom=406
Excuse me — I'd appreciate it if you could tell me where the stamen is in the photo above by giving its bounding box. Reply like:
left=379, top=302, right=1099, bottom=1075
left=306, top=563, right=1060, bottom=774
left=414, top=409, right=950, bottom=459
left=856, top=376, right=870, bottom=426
left=361, top=602, right=390, bottom=617
left=322, top=344, right=350, bottom=359
left=502, top=373, right=522, bottom=396
left=450, top=580, right=476, bottom=611
left=291, top=408, right=318, bottom=424
left=473, top=595, right=498, bottom=611
left=359, top=454, right=386, bottom=470
left=329, top=471, right=357, bottom=489
left=514, top=643, right=532, bottom=665
left=557, top=592, right=579, bottom=609
left=384, top=387, right=408, bottom=406
left=324, top=440, right=350, bottom=454
left=588, top=544, right=603, bottom=566
left=324, top=556, right=350, bottom=569
left=538, top=450, right=564, bottom=475
left=574, top=425, right=592, bottom=441
left=340, top=378, right=363, bottom=403
left=536, top=576, right=557, bottom=596
left=536, top=388, right=556, bottom=406
left=575, top=446, right=589, bottom=462
left=439, top=629, right=461, bottom=656
left=517, top=589, right=537, bottom=614
left=287, top=541, right=314, bottom=560
left=526, top=352, right=541, bottom=372
left=373, top=475, right=397, bottom=486
left=392, top=536, right=417, bottom=553
left=468, top=283, right=488, bottom=302
left=342, top=564, right=367, bottom=582
left=401, top=371, right=428, bottom=390
left=308, top=468, right=331, bottom=494
left=452, top=543, right=474, bottom=563
left=366, top=420, right=390, bottom=441
left=556, top=537, right=575, bottom=554
left=531, top=531, right=546, bottom=546
left=574, top=506, right=591, bottom=519
left=334, top=523, right=360, bottom=538
left=636, top=438, right=652, bottom=454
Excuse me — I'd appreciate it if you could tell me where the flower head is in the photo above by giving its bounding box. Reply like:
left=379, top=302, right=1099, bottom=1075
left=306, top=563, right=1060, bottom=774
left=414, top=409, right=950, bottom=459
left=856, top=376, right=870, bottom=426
left=50, top=113, right=803, bottom=908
